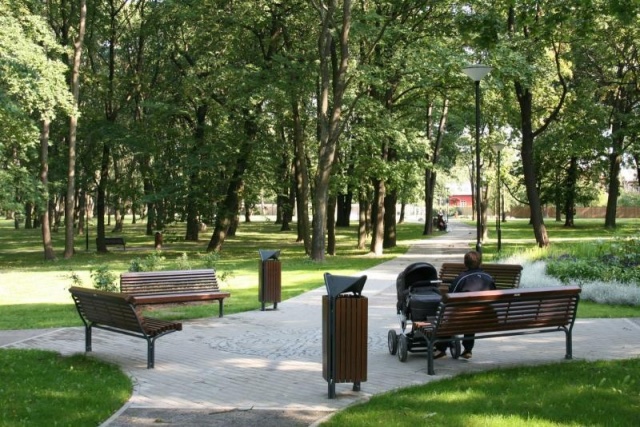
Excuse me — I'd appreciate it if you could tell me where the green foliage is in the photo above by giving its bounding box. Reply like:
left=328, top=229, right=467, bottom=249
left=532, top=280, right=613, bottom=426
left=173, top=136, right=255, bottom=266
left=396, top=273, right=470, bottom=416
left=0, top=349, right=131, bottom=426
left=618, top=191, right=640, bottom=207
left=128, top=252, right=166, bottom=272
left=67, top=271, right=84, bottom=287
left=176, top=252, right=191, bottom=270
left=90, top=265, right=117, bottom=292
left=546, top=237, right=640, bottom=284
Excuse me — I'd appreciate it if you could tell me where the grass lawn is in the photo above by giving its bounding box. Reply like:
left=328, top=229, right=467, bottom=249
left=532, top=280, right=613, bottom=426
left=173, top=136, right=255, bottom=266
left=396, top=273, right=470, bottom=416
left=0, top=349, right=131, bottom=427
left=322, top=358, right=640, bottom=426
left=1, top=216, right=639, bottom=426
left=0, top=218, right=411, bottom=329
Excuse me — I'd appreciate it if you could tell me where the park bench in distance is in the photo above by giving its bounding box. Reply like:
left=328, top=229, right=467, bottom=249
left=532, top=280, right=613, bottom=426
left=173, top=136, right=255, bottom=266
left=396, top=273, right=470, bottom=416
left=120, top=269, right=230, bottom=318
left=69, top=286, right=182, bottom=369
left=97, top=236, right=126, bottom=250
left=410, top=286, right=581, bottom=375
left=439, top=262, right=523, bottom=289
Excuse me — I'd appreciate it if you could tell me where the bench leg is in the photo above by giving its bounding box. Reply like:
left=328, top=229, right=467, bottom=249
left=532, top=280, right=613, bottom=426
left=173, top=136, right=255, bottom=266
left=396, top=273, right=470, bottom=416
left=218, top=300, right=224, bottom=318
left=147, top=338, right=155, bottom=369
left=427, top=341, right=435, bottom=375
left=565, top=329, right=573, bottom=360
left=85, top=325, right=92, bottom=352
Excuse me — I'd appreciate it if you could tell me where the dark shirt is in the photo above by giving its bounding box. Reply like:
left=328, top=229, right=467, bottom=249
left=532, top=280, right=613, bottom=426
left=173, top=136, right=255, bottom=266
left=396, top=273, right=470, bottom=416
left=449, top=268, right=496, bottom=293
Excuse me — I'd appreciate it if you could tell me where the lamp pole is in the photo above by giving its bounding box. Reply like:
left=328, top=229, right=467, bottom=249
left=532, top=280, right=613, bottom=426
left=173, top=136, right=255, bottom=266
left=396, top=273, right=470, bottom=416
left=492, top=143, right=505, bottom=252
left=462, top=64, right=492, bottom=254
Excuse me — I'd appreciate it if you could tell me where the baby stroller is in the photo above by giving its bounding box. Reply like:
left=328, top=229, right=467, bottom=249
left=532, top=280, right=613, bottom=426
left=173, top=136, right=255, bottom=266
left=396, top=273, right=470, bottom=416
left=387, top=262, right=461, bottom=362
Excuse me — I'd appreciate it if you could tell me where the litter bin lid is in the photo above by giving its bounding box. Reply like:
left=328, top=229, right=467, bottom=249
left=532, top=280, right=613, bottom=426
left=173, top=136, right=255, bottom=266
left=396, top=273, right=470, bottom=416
left=324, top=273, right=367, bottom=297
left=259, top=249, right=280, bottom=261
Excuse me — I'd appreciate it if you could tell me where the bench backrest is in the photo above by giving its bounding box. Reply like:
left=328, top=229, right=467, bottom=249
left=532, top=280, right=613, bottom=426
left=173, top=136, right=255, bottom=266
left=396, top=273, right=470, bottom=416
left=69, top=287, right=143, bottom=333
left=439, top=263, right=523, bottom=289
left=434, top=286, right=580, bottom=336
left=120, top=269, right=219, bottom=294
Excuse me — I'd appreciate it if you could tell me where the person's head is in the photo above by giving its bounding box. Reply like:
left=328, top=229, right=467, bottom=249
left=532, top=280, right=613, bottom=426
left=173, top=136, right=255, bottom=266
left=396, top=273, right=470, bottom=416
left=463, top=250, right=482, bottom=270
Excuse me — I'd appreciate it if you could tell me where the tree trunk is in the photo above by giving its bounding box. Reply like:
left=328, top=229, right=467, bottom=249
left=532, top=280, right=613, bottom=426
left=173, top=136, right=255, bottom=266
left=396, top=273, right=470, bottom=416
left=564, top=156, right=577, bottom=227
left=605, top=128, right=624, bottom=229
left=357, top=196, right=369, bottom=250
left=40, top=119, right=55, bottom=260
left=186, top=104, right=208, bottom=241
left=24, top=203, right=33, bottom=229
left=292, top=100, right=311, bottom=252
left=208, top=111, right=256, bottom=252
left=64, top=0, right=86, bottom=259
left=383, top=190, right=397, bottom=249
left=327, top=195, right=336, bottom=255
left=96, top=141, right=110, bottom=253
left=423, top=98, right=448, bottom=235
left=517, top=84, right=549, bottom=248
left=207, top=161, right=246, bottom=251
left=370, top=178, right=385, bottom=256
left=311, top=0, right=351, bottom=261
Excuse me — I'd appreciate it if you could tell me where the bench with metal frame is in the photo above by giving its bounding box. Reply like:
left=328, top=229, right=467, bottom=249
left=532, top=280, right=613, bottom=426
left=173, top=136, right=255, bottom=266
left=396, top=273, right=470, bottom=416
left=97, top=236, right=126, bottom=250
left=409, top=286, right=581, bottom=375
left=120, top=269, right=230, bottom=318
left=69, top=286, right=182, bottom=369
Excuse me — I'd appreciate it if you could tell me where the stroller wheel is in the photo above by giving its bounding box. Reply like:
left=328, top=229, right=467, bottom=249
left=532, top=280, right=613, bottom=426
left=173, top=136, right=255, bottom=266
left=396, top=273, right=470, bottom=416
left=388, top=330, right=398, bottom=355
left=450, top=338, right=461, bottom=359
left=398, top=335, right=409, bottom=362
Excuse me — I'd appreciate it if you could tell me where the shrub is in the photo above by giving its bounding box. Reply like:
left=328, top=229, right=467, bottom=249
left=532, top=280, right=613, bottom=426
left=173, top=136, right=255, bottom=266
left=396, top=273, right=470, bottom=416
left=90, top=265, right=117, bottom=292
left=128, top=252, right=166, bottom=272
left=176, top=252, right=191, bottom=270
left=546, top=237, right=640, bottom=285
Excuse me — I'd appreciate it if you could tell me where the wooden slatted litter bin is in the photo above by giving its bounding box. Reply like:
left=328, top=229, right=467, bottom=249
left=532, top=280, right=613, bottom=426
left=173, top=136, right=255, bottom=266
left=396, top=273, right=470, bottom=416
left=258, top=250, right=281, bottom=311
left=322, top=273, right=368, bottom=399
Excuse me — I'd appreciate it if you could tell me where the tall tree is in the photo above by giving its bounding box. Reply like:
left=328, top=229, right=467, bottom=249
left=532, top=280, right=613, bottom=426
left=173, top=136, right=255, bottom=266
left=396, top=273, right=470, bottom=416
left=571, top=1, right=640, bottom=229
left=311, top=0, right=352, bottom=261
left=1, top=1, right=73, bottom=259
left=64, top=0, right=87, bottom=258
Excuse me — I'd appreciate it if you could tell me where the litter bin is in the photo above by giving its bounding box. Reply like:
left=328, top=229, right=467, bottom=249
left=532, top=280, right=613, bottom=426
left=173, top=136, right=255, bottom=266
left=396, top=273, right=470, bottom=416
left=154, top=232, right=163, bottom=250
left=322, top=273, right=368, bottom=399
left=258, top=249, right=281, bottom=311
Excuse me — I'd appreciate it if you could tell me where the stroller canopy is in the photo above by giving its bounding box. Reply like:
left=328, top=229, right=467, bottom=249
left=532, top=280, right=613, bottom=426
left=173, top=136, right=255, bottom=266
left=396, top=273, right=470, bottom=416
left=395, top=262, right=439, bottom=313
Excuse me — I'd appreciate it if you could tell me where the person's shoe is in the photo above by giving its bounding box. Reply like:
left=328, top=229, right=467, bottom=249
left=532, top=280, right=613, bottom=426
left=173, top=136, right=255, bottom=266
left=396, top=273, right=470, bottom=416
left=461, top=351, right=472, bottom=359
left=434, top=350, right=447, bottom=359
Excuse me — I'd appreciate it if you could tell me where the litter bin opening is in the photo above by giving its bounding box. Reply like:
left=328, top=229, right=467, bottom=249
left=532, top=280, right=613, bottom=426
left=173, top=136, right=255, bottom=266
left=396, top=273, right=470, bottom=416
left=324, top=273, right=367, bottom=298
left=259, top=249, right=280, bottom=261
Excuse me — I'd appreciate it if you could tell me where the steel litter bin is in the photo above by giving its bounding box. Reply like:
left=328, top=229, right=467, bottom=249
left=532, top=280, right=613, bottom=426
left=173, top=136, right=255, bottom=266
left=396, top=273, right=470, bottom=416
left=258, top=249, right=281, bottom=311
left=322, top=273, right=368, bottom=399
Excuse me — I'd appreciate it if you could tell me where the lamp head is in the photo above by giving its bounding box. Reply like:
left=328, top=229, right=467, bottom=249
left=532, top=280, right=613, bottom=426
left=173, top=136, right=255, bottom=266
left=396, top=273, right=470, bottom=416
left=462, top=64, right=492, bottom=82
left=492, top=142, right=506, bottom=153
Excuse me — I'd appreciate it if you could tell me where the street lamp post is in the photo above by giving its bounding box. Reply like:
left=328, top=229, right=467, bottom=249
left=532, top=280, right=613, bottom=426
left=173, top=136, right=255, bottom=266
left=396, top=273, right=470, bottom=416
left=462, top=64, right=492, bottom=254
left=492, top=142, right=505, bottom=252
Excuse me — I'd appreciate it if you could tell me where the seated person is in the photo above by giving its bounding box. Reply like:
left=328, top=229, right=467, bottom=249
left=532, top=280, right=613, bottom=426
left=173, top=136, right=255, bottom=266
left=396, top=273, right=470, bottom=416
left=435, top=250, right=496, bottom=360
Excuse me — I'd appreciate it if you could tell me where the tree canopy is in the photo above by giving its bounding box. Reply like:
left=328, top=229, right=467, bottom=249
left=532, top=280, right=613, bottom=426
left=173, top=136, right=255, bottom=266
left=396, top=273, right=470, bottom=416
left=1, top=0, right=638, bottom=259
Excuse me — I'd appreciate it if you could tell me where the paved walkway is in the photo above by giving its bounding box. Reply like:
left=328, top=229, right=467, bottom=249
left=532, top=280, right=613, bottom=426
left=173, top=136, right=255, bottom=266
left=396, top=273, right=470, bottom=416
left=2, top=221, right=640, bottom=426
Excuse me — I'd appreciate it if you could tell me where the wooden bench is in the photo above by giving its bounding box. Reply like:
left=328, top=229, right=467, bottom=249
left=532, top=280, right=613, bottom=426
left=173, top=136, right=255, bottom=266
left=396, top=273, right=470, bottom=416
left=439, top=262, right=523, bottom=289
left=69, top=286, right=182, bottom=369
left=413, top=286, right=581, bottom=375
left=97, top=237, right=126, bottom=250
left=120, top=269, right=230, bottom=318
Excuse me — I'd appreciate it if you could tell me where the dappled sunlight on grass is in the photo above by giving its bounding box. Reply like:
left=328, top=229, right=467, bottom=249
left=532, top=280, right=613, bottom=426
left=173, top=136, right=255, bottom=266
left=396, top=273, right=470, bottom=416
left=324, top=359, right=640, bottom=427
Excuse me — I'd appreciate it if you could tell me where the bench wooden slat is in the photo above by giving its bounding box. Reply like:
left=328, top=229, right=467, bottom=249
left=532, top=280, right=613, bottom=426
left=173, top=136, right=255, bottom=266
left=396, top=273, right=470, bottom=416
left=416, top=286, right=580, bottom=375
left=439, top=263, right=522, bottom=289
left=69, top=287, right=182, bottom=368
left=120, top=269, right=228, bottom=317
